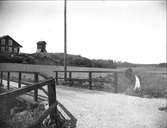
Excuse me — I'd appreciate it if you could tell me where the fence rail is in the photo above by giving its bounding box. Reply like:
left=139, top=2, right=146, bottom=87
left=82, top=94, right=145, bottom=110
left=0, top=70, right=77, bottom=128
left=54, top=70, right=118, bottom=92
left=0, top=70, right=53, bottom=100
left=0, top=70, right=57, bottom=126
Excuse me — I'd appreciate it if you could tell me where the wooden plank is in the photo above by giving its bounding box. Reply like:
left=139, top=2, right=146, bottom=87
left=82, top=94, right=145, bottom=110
left=69, top=71, right=72, bottom=81
left=0, top=70, right=40, bottom=74
left=89, top=72, right=92, bottom=90
left=2, top=78, right=34, bottom=86
left=55, top=71, right=58, bottom=85
left=34, top=73, right=39, bottom=102
left=114, top=72, right=118, bottom=93
left=0, top=79, right=53, bottom=99
left=18, top=72, right=22, bottom=88
left=57, top=100, right=77, bottom=122
left=48, top=80, right=57, bottom=123
left=66, top=78, right=110, bottom=82
left=7, top=72, right=10, bottom=90
left=0, top=70, right=51, bottom=80
left=39, top=87, right=48, bottom=96
left=69, top=71, right=72, bottom=86
left=0, top=72, right=3, bottom=86
left=54, top=70, right=118, bottom=73
left=0, top=86, right=47, bottom=102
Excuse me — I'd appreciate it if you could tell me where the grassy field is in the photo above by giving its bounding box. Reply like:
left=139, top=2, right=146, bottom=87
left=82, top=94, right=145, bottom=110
left=0, top=63, right=166, bottom=98
left=132, top=66, right=167, bottom=98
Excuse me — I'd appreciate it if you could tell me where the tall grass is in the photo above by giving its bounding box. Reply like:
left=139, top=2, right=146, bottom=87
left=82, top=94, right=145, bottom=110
left=136, top=72, right=167, bottom=98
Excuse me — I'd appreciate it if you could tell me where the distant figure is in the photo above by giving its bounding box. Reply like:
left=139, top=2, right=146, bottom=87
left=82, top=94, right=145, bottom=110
left=134, top=75, right=140, bottom=90
left=36, top=41, right=47, bottom=53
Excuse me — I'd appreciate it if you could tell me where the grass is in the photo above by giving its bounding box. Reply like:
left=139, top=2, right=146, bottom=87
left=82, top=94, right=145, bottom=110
left=135, top=71, right=167, bottom=98
left=119, top=66, right=167, bottom=98
left=0, top=63, right=166, bottom=98
left=131, top=66, right=167, bottom=98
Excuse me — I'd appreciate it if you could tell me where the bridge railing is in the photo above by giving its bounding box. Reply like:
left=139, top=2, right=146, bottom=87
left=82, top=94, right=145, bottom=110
left=0, top=70, right=53, bottom=101
left=54, top=70, right=119, bottom=92
left=0, top=70, right=57, bottom=126
left=0, top=70, right=77, bottom=128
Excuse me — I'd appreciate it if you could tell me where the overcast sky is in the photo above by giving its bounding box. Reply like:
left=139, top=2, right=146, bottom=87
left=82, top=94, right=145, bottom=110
left=0, top=0, right=166, bottom=64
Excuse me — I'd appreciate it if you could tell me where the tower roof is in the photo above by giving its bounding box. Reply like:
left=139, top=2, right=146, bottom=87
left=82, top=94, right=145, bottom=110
left=37, top=41, right=47, bottom=45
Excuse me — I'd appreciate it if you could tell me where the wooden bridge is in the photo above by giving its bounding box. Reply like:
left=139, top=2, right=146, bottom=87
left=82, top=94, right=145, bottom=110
left=0, top=70, right=77, bottom=128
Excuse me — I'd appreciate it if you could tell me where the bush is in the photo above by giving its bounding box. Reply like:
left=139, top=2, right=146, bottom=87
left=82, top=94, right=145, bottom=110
left=125, top=68, right=135, bottom=85
left=8, top=104, right=45, bottom=128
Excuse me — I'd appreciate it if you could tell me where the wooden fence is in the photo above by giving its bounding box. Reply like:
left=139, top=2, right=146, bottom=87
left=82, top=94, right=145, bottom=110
left=54, top=70, right=118, bottom=93
left=0, top=70, right=77, bottom=128
left=0, top=70, right=57, bottom=127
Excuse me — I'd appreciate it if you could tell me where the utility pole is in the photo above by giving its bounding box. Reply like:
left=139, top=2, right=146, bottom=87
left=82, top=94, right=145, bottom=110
left=64, top=0, right=67, bottom=81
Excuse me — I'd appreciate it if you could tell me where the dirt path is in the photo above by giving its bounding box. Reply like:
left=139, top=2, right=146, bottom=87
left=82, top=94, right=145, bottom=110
left=57, top=86, right=167, bottom=128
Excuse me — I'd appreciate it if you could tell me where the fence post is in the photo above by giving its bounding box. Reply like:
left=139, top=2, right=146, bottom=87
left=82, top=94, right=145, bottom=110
left=114, top=72, right=118, bottom=93
left=89, top=72, right=92, bottom=90
left=55, top=71, right=58, bottom=85
left=18, top=72, right=22, bottom=88
left=7, top=72, right=10, bottom=90
left=0, top=72, right=3, bottom=86
left=48, top=80, right=57, bottom=124
left=34, top=73, right=38, bottom=102
left=69, top=71, right=72, bottom=86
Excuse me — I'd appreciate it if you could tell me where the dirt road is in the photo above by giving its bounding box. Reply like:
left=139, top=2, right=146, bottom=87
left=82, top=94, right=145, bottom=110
left=57, top=86, right=167, bottom=128
left=1, top=80, right=167, bottom=128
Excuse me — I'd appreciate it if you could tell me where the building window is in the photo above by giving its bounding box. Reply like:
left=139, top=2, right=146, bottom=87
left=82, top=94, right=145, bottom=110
left=1, top=46, right=5, bottom=52
left=8, top=47, right=13, bottom=53
left=1, top=39, right=5, bottom=45
left=14, top=48, right=18, bottom=54
left=8, top=39, right=13, bottom=46
left=5, top=46, right=8, bottom=52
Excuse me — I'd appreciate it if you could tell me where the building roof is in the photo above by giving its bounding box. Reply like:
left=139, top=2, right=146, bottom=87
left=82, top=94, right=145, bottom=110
left=37, top=41, right=47, bottom=45
left=0, top=35, right=22, bottom=47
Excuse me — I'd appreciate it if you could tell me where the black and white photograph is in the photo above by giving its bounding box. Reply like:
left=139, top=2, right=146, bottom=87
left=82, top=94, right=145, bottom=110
left=0, top=0, right=166, bottom=128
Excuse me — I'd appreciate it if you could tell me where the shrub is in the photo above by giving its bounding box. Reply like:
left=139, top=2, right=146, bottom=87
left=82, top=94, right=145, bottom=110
left=125, top=68, right=135, bottom=85
left=8, top=105, right=44, bottom=128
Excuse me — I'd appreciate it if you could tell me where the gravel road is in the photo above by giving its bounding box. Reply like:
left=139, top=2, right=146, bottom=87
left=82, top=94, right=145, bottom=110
left=57, top=86, right=167, bottom=128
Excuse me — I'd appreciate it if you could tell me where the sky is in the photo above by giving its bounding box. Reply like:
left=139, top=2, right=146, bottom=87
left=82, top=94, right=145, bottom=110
left=0, top=0, right=166, bottom=64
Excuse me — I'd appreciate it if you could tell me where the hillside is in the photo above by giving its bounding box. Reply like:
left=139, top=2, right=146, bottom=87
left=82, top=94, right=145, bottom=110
left=0, top=52, right=161, bottom=68
left=7, top=53, right=117, bottom=68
